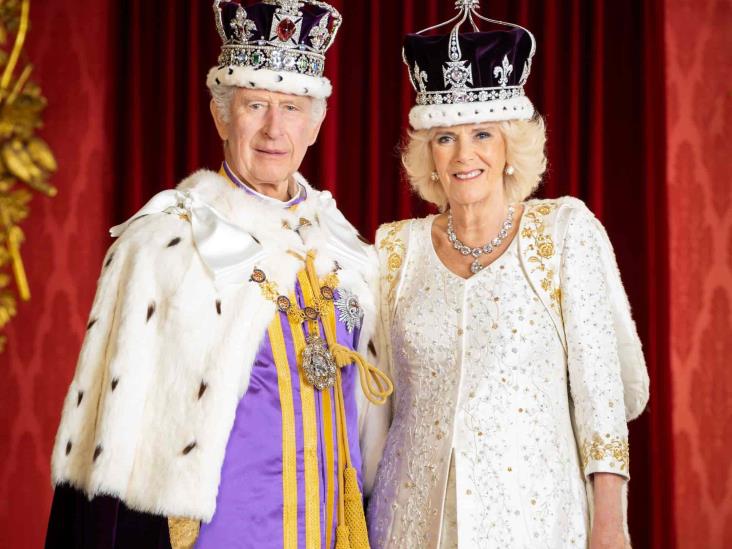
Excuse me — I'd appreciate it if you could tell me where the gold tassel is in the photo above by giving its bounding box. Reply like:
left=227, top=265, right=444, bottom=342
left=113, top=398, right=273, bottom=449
left=303, top=252, right=390, bottom=549
left=336, top=524, right=352, bottom=549
left=167, top=518, right=200, bottom=549
left=344, top=466, right=370, bottom=549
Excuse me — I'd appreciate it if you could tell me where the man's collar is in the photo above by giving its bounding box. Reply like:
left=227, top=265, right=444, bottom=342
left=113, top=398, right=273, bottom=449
left=219, top=161, right=306, bottom=209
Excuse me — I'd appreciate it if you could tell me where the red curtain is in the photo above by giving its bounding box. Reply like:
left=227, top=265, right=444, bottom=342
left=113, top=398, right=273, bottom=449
left=0, top=1, right=672, bottom=547
left=113, top=4, right=672, bottom=545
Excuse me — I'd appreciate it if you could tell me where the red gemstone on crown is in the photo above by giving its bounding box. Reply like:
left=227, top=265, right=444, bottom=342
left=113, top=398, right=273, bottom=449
left=277, top=19, right=297, bottom=41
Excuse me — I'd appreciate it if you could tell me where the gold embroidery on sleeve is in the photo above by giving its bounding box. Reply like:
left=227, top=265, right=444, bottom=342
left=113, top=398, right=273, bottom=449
left=580, top=433, right=630, bottom=472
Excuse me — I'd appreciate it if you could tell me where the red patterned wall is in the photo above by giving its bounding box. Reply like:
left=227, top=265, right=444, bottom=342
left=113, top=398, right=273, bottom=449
left=1, top=0, right=731, bottom=547
left=0, top=3, right=116, bottom=547
left=666, top=0, right=732, bottom=546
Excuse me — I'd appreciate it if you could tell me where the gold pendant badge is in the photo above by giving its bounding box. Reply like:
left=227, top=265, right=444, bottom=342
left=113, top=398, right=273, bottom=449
left=302, top=335, right=337, bottom=390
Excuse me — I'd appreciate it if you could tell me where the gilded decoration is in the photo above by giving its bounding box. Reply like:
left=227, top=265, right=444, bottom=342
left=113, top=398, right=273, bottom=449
left=521, top=203, right=561, bottom=316
left=167, top=517, right=200, bottom=549
left=0, top=0, right=57, bottom=352
left=378, top=220, right=408, bottom=301
left=581, top=433, right=630, bottom=472
left=251, top=265, right=340, bottom=324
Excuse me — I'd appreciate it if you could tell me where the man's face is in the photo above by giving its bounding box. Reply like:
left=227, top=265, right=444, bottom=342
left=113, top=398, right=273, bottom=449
left=212, top=88, right=324, bottom=196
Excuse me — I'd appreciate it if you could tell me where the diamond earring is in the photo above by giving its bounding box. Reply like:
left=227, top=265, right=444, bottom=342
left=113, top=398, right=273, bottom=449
left=431, top=171, right=440, bottom=182
left=504, top=165, right=515, bottom=176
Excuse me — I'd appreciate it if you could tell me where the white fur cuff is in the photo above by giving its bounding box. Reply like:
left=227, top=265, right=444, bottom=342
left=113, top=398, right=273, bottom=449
left=409, top=96, right=535, bottom=130
left=207, top=66, right=332, bottom=99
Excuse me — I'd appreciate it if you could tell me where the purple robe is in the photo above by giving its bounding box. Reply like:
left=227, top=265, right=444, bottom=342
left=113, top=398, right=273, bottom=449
left=195, top=163, right=364, bottom=548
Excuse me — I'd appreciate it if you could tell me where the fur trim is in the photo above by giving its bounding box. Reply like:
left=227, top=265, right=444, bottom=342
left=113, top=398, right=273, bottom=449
left=50, top=170, right=377, bottom=521
left=207, top=65, right=332, bottom=99
left=409, top=95, right=535, bottom=130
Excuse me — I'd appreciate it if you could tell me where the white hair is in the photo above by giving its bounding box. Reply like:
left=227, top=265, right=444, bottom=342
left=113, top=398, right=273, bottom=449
left=209, top=84, right=326, bottom=124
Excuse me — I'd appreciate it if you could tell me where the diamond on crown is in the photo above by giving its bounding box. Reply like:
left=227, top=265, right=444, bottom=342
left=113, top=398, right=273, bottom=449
left=265, top=0, right=305, bottom=16
left=443, top=60, right=473, bottom=90
left=309, top=15, right=331, bottom=50
left=230, top=6, right=257, bottom=42
left=455, top=0, right=480, bottom=9
left=493, top=55, right=513, bottom=87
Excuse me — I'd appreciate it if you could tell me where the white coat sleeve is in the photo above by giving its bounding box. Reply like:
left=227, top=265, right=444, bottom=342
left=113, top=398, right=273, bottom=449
left=561, top=206, right=630, bottom=481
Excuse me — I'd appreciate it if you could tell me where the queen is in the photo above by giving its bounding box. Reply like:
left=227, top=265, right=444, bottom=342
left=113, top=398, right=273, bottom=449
left=366, top=3, right=649, bottom=548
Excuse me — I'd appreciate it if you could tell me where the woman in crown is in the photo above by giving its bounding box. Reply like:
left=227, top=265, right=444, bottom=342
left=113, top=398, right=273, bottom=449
left=365, top=4, right=649, bottom=549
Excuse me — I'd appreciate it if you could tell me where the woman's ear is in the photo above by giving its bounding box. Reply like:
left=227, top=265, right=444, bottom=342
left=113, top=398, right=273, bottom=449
left=210, top=99, right=229, bottom=141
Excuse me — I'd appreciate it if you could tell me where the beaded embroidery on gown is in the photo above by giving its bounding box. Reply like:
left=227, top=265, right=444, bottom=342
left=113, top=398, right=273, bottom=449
left=368, top=206, right=630, bottom=549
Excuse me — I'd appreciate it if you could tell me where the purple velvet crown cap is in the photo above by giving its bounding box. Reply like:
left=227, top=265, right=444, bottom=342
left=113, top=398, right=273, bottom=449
left=218, top=1, right=334, bottom=49
left=404, top=27, right=534, bottom=94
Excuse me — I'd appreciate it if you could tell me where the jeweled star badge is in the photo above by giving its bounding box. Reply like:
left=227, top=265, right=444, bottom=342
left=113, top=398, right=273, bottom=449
left=334, top=289, right=363, bottom=333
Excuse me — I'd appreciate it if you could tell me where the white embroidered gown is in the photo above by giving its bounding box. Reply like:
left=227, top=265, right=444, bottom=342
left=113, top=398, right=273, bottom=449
left=367, top=203, right=630, bottom=549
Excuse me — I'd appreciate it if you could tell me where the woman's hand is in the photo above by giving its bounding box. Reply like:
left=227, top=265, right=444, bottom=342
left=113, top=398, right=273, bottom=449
left=589, top=473, right=631, bottom=549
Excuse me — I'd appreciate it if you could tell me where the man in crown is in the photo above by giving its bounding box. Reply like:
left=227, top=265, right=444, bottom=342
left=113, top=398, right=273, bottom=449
left=44, top=2, right=391, bottom=548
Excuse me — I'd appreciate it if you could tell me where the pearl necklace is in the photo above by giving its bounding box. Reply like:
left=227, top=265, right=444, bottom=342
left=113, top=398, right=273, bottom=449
left=446, top=205, right=516, bottom=274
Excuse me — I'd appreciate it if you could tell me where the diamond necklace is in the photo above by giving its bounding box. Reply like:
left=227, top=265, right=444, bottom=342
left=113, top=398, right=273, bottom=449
left=446, top=205, right=515, bottom=274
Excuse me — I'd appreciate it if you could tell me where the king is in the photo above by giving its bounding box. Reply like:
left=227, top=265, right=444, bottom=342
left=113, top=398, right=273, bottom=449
left=44, top=2, right=392, bottom=548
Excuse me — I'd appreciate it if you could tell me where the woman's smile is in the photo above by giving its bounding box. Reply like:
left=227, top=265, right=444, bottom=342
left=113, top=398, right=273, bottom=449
left=452, top=169, right=484, bottom=181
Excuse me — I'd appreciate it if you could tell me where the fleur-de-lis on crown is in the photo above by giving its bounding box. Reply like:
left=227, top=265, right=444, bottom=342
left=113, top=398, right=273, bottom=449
left=413, top=63, right=428, bottom=93
left=309, top=15, right=330, bottom=50
left=493, top=55, right=513, bottom=87
left=230, top=6, right=258, bottom=42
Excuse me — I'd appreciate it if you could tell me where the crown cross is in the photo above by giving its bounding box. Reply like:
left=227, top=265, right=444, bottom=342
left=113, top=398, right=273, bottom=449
left=269, top=8, right=304, bottom=44
left=444, top=60, right=473, bottom=88
left=455, top=0, right=480, bottom=9
left=493, top=55, right=513, bottom=87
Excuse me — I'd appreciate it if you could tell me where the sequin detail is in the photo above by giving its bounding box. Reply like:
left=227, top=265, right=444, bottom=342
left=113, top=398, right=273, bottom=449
left=369, top=205, right=630, bottom=548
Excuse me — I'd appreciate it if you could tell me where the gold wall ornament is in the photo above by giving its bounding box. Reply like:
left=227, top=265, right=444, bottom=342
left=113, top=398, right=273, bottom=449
left=0, top=0, right=57, bottom=353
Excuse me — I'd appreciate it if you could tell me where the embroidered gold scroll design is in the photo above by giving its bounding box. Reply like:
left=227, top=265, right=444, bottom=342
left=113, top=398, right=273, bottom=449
left=580, top=433, right=630, bottom=472
left=378, top=220, right=408, bottom=302
left=521, top=203, right=562, bottom=316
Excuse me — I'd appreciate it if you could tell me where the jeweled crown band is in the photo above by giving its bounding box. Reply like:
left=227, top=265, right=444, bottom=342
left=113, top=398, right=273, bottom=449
left=219, top=44, right=325, bottom=77
left=417, top=86, right=524, bottom=106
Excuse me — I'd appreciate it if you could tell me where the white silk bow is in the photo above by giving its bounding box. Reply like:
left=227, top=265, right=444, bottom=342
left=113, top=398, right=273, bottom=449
left=110, top=189, right=266, bottom=286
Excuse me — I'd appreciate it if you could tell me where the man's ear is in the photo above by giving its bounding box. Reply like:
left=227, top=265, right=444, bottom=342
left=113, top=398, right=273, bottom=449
left=210, top=99, right=230, bottom=141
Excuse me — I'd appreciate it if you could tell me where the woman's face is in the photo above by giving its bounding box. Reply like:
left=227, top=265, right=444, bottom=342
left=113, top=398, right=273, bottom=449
left=211, top=88, right=323, bottom=193
left=430, top=123, right=507, bottom=207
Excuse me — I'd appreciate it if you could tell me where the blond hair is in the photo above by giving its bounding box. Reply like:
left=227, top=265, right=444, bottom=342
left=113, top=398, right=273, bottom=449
left=402, top=116, right=547, bottom=210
